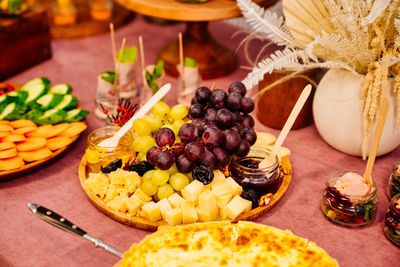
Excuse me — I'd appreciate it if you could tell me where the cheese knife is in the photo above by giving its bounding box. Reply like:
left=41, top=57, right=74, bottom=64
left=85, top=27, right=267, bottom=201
left=27, top=203, right=123, bottom=258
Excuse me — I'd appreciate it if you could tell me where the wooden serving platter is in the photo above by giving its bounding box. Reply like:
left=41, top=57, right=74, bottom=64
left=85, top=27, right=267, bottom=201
left=79, top=155, right=292, bottom=231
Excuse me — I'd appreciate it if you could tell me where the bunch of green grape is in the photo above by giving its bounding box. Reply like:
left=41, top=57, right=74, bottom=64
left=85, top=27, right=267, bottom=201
left=131, top=101, right=191, bottom=161
left=141, top=168, right=193, bottom=199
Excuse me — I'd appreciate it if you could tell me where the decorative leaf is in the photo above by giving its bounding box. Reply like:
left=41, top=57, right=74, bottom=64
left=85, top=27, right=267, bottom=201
left=116, top=46, right=138, bottom=63
left=153, top=60, right=164, bottom=79
left=362, top=0, right=391, bottom=25
left=100, top=71, right=115, bottom=84
left=184, top=57, right=197, bottom=68
left=237, top=0, right=297, bottom=47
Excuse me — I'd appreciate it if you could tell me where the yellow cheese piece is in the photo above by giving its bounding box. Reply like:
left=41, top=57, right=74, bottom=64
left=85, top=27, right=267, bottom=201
left=133, top=188, right=152, bottom=202
left=205, top=170, right=226, bottom=191
left=141, top=201, right=162, bottom=222
left=219, top=206, right=229, bottom=220
left=225, top=177, right=243, bottom=196
left=108, top=169, right=128, bottom=185
left=125, top=195, right=142, bottom=216
left=157, top=198, right=172, bottom=220
left=107, top=195, right=129, bottom=212
left=181, top=201, right=198, bottom=224
left=196, top=207, right=218, bottom=222
left=198, top=189, right=217, bottom=213
left=85, top=172, right=109, bottom=198
left=104, top=184, right=124, bottom=202
left=181, top=180, right=204, bottom=203
left=224, top=195, right=252, bottom=220
left=254, top=131, right=276, bottom=146
left=165, top=208, right=182, bottom=226
left=211, top=181, right=232, bottom=196
left=168, top=193, right=185, bottom=208
left=124, top=172, right=141, bottom=193
left=215, top=192, right=234, bottom=209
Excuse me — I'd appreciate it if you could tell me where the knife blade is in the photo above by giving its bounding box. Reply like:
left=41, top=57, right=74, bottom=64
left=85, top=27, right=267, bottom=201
left=27, top=203, right=123, bottom=258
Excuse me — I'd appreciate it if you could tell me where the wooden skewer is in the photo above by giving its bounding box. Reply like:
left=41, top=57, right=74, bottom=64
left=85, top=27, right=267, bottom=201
left=210, top=83, right=216, bottom=91
left=109, top=23, right=116, bottom=66
left=139, top=36, right=147, bottom=92
left=111, top=37, right=126, bottom=95
left=363, top=97, right=390, bottom=186
left=179, top=32, right=184, bottom=88
left=259, top=84, right=312, bottom=168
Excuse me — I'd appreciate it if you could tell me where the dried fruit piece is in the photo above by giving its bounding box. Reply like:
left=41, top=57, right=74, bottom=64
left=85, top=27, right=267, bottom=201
left=192, top=165, right=214, bottom=185
left=101, top=159, right=122, bottom=174
left=127, top=161, right=154, bottom=176
left=241, top=189, right=259, bottom=208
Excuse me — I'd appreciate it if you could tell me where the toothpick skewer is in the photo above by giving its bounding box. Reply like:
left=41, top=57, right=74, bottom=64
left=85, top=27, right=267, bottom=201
left=179, top=32, right=185, bottom=90
left=363, top=97, right=390, bottom=186
left=210, top=83, right=216, bottom=91
left=111, top=38, right=126, bottom=95
left=139, top=36, right=148, bottom=104
left=109, top=23, right=117, bottom=66
left=139, top=36, right=145, bottom=74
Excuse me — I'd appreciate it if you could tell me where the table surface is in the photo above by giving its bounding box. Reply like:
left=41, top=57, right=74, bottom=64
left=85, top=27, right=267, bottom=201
left=0, top=15, right=399, bottom=267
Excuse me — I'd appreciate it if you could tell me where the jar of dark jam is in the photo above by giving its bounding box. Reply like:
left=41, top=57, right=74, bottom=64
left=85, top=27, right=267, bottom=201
left=387, top=160, right=400, bottom=199
left=322, top=172, right=378, bottom=228
left=229, top=146, right=281, bottom=197
left=384, top=194, right=400, bottom=247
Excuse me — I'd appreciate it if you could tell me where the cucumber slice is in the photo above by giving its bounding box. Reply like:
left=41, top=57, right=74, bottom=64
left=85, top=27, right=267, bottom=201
left=36, top=108, right=67, bottom=125
left=21, top=77, right=50, bottom=91
left=0, top=103, right=26, bottom=120
left=23, top=83, right=49, bottom=104
left=65, top=109, right=89, bottom=122
left=50, top=84, right=72, bottom=95
left=25, top=109, right=44, bottom=122
left=7, top=90, right=28, bottom=103
left=53, top=95, right=78, bottom=111
left=36, top=94, right=64, bottom=110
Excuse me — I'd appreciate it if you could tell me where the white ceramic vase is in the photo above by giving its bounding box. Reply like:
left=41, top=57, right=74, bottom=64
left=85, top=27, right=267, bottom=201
left=313, top=68, right=400, bottom=157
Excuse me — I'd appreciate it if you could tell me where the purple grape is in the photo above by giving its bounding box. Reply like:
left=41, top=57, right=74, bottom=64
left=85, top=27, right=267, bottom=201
left=202, top=127, right=224, bottom=147
left=178, top=123, right=199, bottom=144
left=241, top=97, right=255, bottom=113
left=185, top=141, right=205, bottom=162
left=226, top=92, right=243, bottom=111
left=189, top=103, right=205, bottom=118
left=231, top=111, right=242, bottom=123
left=201, top=121, right=218, bottom=132
left=155, top=128, right=175, bottom=147
left=210, top=89, right=227, bottom=109
left=228, top=81, right=246, bottom=97
left=176, top=154, right=196, bottom=173
left=243, top=128, right=257, bottom=145
left=191, top=96, right=200, bottom=105
left=195, top=87, right=212, bottom=105
left=212, top=146, right=229, bottom=167
left=234, top=139, right=250, bottom=157
left=200, top=147, right=216, bottom=167
left=205, top=108, right=217, bottom=122
left=241, top=114, right=255, bottom=129
left=155, top=150, right=175, bottom=170
left=215, top=108, right=233, bottom=129
left=231, top=122, right=243, bottom=134
left=146, top=146, right=163, bottom=166
left=192, top=118, right=205, bottom=129
left=224, top=130, right=241, bottom=151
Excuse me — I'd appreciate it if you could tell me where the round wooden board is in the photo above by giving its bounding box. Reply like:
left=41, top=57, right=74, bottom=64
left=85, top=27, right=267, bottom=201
left=115, top=0, right=276, bottom=21
left=79, top=154, right=292, bottom=231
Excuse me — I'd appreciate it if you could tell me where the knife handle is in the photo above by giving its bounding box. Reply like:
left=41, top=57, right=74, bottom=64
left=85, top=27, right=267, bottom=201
left=31, top=204, right=87, bottom=237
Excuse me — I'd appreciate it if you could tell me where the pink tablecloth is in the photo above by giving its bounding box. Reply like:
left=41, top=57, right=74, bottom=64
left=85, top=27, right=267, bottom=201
left=0, top=15, right=399, bottom=267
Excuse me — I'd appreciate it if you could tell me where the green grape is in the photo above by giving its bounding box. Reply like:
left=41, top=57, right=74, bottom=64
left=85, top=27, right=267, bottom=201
left=173, top=119, right=186, bottom=129
left=132, top=135, right=156, bottom=153
left=169, top=104, right=188, bottom=120
left=151, top=169, right=170, bottom=185
left=143, top=170, right=155, bottom=181
left=143, top=114, right=163, bottom=132
left=141, top=180, right=158, bottom=196
left=163, top=124, right=179, bottom=136
left=137, top=152, right=147, bottom=161
left=167, top=164, right=179, bottom=175
left=169, top=173, right=189, bottom=191
left=133, top=118, right=152, bottom=136
left=157, top=184, right=175, bottom=199
left=151, top=101, right=170, bottom=117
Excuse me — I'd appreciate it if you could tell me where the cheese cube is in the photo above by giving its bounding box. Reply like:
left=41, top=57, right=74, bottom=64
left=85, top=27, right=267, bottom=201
left=181, top=180, right=204, bottom=203
left=196, top=207, right=218, bottom=222
left=198, top=189, right=217, bottom=213
left=119, top=188, right=130, bottom=197
left=104, top=184, right=124, bottom=202
left=165, top=208, right=182, bottom=226
left=125, top=196, right=142, bottom=215
left=141, top=201, right=162, bottom=222
left=107, top=195, right=129, bottom=212
left=85, top=173, right=109, bottom=198
left=157, top=198, right=173, bottom=220
left=219, top=207, right=229, bottom=220
left=168, top=193, right=185, bottom=208
left=225, top=177, right=243, bottom=196
left=108, top=169, right=127, bottom=185
left=215, top=192, right=234, bottom=209
left=125, top=172, right=141, bottom=193
left=224, top=195, right=252, bottom=220
left=211, top=181, right=232, bottom=196
left=213, top=170, right=227, bottom=183
left=133, top=188, right=152, bottom=202
left=181, top=201, right=198, bottom=224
